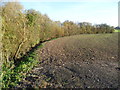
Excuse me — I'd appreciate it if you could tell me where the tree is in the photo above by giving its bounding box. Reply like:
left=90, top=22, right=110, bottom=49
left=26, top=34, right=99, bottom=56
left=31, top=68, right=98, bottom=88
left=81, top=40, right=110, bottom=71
left=1, top=2, right=28, bottom=62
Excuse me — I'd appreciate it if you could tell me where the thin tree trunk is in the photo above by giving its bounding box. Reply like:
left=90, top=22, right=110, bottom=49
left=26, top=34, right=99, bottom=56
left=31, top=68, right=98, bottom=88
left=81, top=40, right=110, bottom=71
left=14, top=20, right=27, bottom=61
left=13, top=38, right=27, bottom=60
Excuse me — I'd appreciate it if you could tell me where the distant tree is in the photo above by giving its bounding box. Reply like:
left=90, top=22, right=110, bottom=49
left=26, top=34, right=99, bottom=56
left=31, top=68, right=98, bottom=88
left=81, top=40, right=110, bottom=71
left=62, top=20, right=78, bottom=36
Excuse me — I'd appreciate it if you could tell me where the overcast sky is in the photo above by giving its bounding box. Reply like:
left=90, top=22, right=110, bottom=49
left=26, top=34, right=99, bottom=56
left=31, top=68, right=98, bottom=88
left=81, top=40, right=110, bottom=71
left=17, top=0, right=119, bottom=26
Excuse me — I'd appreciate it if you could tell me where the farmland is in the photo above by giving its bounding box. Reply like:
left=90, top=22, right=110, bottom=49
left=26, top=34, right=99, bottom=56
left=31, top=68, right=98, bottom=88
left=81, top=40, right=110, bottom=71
left=17, top=32, right=119, bottom=88
left=1, top=2, right=118, bottom=88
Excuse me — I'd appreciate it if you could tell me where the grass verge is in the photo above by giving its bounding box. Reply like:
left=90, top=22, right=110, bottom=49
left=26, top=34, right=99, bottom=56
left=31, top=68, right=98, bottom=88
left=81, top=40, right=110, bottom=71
left=1, top=44, right=44, bottom=88
left=114, top=29, right=120, bottom=32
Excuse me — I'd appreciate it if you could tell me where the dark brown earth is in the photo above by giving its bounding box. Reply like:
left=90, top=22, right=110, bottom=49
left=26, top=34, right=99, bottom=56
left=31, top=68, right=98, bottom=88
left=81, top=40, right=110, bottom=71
left=17, top=33, right=119, bottom=88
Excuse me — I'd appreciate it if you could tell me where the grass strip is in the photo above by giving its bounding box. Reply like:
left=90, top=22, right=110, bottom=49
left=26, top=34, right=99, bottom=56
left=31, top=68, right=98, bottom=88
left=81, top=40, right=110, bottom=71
left=1, top=44, right=43, bottom=88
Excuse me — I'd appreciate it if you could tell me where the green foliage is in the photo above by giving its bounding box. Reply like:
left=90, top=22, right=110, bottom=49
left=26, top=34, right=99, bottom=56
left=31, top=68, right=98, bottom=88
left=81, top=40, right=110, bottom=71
left=26, top=9, right=38, bottom=26
left=114, top=29, right=120, bottom=32
left=1, top=49, right=39, bottom=88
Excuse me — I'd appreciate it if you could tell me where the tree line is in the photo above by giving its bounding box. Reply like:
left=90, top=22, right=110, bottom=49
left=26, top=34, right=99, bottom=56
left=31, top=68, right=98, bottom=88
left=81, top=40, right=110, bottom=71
left=0, top=2, right=114, bottom=64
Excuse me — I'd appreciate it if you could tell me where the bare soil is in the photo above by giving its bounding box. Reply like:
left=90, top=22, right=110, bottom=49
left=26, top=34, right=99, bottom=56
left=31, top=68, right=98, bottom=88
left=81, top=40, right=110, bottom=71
left=17, top=33, right=119, bottom=88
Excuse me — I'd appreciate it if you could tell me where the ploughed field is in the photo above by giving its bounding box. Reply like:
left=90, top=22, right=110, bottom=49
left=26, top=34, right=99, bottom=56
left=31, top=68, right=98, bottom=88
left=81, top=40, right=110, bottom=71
left=17, top=33, right=119, bottom=88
